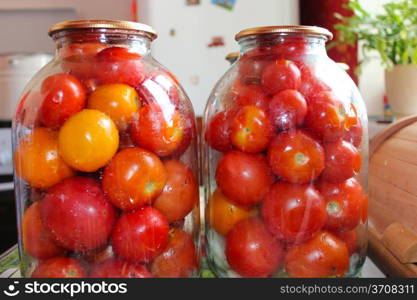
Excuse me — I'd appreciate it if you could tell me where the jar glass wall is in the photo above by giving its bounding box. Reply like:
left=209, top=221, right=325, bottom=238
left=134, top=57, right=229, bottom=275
left=203, top=26, right=368, bottom=278
left=13, top=20, right=200, bottom=278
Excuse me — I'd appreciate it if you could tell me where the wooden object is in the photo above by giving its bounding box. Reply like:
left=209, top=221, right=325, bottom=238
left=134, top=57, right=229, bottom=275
left=369, top=115, right=417, bottom=277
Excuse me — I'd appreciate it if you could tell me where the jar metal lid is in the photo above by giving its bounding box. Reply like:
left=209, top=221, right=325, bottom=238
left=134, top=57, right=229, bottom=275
left=235, top=25, right=333, bottom=41
left=48, top=20, right=158, bottom=41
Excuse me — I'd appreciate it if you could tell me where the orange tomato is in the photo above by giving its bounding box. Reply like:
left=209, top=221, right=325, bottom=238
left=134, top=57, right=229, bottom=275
left=14, top=128, right=74, bottom=188
left=102, top=147, right=167, bottom=211
left=87, top=84, right=140, bottom=130
left=207, top=189, right=256, bottom=236
left=22, top=202, right=64, bottom=259
left=58, top=109, right=119, bottom=172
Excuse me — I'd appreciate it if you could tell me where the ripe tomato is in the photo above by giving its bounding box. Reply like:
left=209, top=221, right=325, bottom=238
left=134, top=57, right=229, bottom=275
left=151, top=228, right=197, bottom=278
left=90, top=259, right=151, bottom=278
left=298, top=63, right=331, bottom=100
left=269, top=89, right=307, bottom=131
left=322, top=140, right=361, bottom=183
left=31, top=257, right=86, bottom=278
left=138, top=70, right=180, bottom=108
left=316, top=178, right=364, bottom=232
left=232, top=81, right=270, bottom=111
left=225, top=218, right=283, bottom=278
left=58, top=109, right=119, bottom=172
left=112, top=207, right=169, bottom=263
left=216, top=151, right=274, bottom=207
left=95, top=46, right=145, bottom=86
left=337, top=230, right=357, bottom=255
left=230, top=106, right=272, bottom=153
left=305, top=91, right=347, bottom=142
left=261, top=59, right=301, bottom=95
left=87, top=83, right=140, bottom=130
left=272, top=39, right=309, bottom=58
left=22, top=202, right=63, bottom=259
left=205, top=110, right=235, bottom=152
left=60, top=42, right=106, bottom=59
left=14, top=128, right=74, bottom=189
left=268, top=130, right=325, bottom=184
left=41, top=177, right=116, bottom=252
left=343, top=120, right=363, bottom=148
left=285, top=231, right=350, bottom=278
left=103, top=147, right=167, bottom=211
left=207, top=189, right=256, bottom=236
left=39, top=73, right=86, bottom=128
left=262, top=182, right=326, bottom=244
left=153, top=160, right=198, bottom=222
left=130, top=104, right=187, bottom=157
left=238, top=57, right=272, bottom=85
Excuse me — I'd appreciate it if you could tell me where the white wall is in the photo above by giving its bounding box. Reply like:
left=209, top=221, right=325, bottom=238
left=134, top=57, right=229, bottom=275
left=0, top=0, right=131, bottom=53
left=138, top=0, right=299, bottom=115
left=358, top=0, right=391, bottom=117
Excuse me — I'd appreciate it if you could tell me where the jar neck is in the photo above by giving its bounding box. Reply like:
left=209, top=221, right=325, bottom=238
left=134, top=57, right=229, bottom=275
left=52, top=28, right=152, bottom=57
left=237, top=34, right=328, bottom=57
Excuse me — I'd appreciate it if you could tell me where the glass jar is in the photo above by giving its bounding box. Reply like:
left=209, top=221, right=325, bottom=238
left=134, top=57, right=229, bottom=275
left=13, top=20, right=200, bottom=278
left=203, top=26, right=368, bottom=278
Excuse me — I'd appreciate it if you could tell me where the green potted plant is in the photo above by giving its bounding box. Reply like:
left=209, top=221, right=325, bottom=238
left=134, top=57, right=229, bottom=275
left=335, top=0, right=417, bottom=118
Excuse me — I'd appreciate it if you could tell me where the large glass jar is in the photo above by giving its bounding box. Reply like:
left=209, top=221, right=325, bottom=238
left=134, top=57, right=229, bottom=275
left=203, top=26, right=368, bottom=278
left=13, top=20, right=199, bottom=278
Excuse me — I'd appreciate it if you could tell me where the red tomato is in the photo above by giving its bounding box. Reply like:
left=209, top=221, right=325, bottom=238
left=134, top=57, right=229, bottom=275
left=285, top=231, right=350, bottom=278
left=102, top=147, right=167, bottom=211
left=337, top=230, right=357, bottom=255
left=230, top=106, right=272, bottom=153
left=60, top=42, right=106, bottom=59
left=22, top=202, right=63, bottom=259
left=272, top=39, right=309, bottom=58
left=298, top=64, right=331, bottom=100
left=226, top=218, right=284, bottom=278
left=261, top=59, right=301, bottom=95
left=96, top=46, right=145, bottom=86
left=262, top=182, right=326, bottom=244
left=39, top=73, right=86, bottom=128
left=151, top=228, right=197, bottom=278
left=317, top=178, right=364, bottom=232
left=153, top=160, right=198, bottom=222
left=216, top=151, right=274, bottom=207
left=343, top=120, right=363, bottom=147
left=238, top=57, right=273, bottom=85
left=112, top=207, right=169, bottom=263
left=90, top=259, right=151, bottom=278
left=205, top=110, right=235, bottom=152
left=138, top=70, right=180, bottom=108
left=41, top=177, right=116, bottom=252
left=322, top=140, right=362, bottom=183
left=31, top=257, right=86, bottom=278
left=269, top=89, right=307, bottom=131
left=268, top=130, right=325, bottom=183
left=305, top=91, right=347, bottom=142
left=232, top=81, right=270, bottom=111
left=130, top=104, right=187, bottom=157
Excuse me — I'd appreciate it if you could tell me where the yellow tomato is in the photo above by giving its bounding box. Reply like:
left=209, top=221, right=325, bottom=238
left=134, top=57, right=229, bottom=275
left=58, top=109, right=119, bottom=172
left=87, top=83, right=140, bottom=130
left=207, top=189, right=256, bottom=236
left=14, top=128, right=74, bottom=188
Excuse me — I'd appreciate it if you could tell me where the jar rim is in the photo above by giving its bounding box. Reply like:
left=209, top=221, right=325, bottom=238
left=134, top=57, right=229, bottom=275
left=225, top=52, right=239, bottom=60
left=48, top=19, right=158, bottom=41
left=235, top=25, right=333, bottom=41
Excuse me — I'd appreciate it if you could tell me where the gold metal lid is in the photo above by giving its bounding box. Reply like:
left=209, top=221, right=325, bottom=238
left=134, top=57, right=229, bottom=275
left=225, top=52, right=239, bottom=60
left=48, top=20, right=158, bottom=40
left=235, top=25, right=333, bottom=41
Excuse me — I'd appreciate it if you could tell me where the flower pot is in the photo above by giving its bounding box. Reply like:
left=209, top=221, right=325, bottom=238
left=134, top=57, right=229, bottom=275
left=385, top=65, right=417, bottom=119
